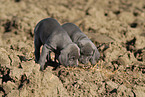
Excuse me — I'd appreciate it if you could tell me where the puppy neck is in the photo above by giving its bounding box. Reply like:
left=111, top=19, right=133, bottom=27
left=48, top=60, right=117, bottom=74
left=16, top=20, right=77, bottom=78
left=78, top=39, right=93, bottom=47
left=73, top=33, right=88, bottom=43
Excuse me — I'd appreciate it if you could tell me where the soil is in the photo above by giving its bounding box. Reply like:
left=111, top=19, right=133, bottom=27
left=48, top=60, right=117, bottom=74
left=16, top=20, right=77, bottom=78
left=0, top=0, right=145, bottom=97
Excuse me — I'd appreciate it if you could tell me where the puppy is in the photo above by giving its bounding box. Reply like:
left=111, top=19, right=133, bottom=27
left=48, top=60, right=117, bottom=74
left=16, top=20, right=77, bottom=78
left=62, top=23, right=100, bottom=65
left=34, top=18, right=80, bottom=71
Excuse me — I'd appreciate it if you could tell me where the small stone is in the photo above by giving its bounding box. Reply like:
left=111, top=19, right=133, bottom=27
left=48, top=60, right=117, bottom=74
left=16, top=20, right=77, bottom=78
left=0, top=48, right=10, bottom=66
left=3, top=81, right=17, bottom=94
left=133, top=86, right=145, bottom=97
left=118, top=57, right=127, bottom=66
left=10, top=67, right=24, bottom=80
left=0, top=91, right=4, bottom=97
left=106, top=80, right=118, bottom=89
left=93, top=34, right=114, bottom=43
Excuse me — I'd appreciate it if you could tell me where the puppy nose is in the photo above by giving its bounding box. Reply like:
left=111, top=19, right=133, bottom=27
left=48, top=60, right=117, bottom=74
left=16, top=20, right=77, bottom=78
left=81, top=60, right=87, bottom=64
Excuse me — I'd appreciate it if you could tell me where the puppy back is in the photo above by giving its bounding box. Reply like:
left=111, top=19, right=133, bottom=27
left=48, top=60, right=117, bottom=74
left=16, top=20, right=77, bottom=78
left=34, top=18, right=66, bottom=44
left=62, top=23, right=88, bottom=42
left=62, top=23, right=82, bottom=36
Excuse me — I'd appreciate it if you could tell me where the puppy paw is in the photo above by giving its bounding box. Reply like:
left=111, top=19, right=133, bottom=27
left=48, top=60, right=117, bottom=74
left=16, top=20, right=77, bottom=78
left=35, top=59, right=39, bottom=63
left=40, top=65, right=44, bottom=71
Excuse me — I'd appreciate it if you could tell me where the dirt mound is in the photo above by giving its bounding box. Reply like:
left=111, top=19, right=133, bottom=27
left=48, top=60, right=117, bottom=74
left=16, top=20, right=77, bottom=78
left=0, top=0, right=145, bottom=97
left=0, top=46, right=69, bottom=97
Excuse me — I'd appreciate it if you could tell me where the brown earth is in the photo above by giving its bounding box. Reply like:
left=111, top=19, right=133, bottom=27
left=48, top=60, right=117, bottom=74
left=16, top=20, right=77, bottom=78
left=0, top=0, right=145, bottom=97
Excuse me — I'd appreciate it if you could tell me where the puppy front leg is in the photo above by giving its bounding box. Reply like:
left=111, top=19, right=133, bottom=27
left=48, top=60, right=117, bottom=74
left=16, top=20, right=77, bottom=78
left=38, top=44, right=50, bottom=71
left=34, top=37, right=42, bottom=63
left=46, top=52, right=52, bottom=62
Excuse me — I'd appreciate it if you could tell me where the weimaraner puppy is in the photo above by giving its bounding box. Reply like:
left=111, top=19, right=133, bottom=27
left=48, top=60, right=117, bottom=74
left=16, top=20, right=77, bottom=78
left=62, top=23, right=100, bottom=65
left=34, top=18, right=80, bottom=71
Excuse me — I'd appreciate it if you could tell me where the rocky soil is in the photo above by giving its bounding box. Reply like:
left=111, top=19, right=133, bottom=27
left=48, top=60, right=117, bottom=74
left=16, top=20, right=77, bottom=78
left=0, top=0, right=145, bottom=97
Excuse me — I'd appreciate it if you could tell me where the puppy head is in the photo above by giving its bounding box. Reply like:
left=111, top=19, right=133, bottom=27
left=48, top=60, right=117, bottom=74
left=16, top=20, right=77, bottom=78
left=78, top=40, right=94, bottom=64
left=58, top=43, right=80, bottom=67
left=78, top=40, right=100, bottom=65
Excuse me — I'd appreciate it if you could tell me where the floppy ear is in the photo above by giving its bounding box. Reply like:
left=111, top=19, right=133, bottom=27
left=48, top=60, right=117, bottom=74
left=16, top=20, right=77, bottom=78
left=76, top=41, right=86, bottom=48
left=90, top=49, right=100, bottom=65
left=58, top=51, right=68, bottom=66
left=77, top=41, right=83, bottom=48
left=95, top=49, right=100, bottom=60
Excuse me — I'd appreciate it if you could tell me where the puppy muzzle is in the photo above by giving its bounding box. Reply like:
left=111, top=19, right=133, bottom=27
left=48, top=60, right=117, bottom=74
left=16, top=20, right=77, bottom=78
left=79, top=57, right=89, bottom=64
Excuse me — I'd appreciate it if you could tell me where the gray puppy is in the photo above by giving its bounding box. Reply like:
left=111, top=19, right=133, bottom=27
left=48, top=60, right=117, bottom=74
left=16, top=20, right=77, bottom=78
left=34, top=18, right=80, bottom=71
left=62, top=23, right=100, bottom=65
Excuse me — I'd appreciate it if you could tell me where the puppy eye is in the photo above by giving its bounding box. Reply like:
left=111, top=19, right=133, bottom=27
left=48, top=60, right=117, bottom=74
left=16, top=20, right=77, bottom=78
left=80, top=52, right=84, bottom=55
left=69, top=56, right=75, bottom=60
left=70, top=59, right=73, bottom=61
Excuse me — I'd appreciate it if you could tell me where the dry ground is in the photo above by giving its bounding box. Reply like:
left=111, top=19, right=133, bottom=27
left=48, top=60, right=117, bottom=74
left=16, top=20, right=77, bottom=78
left=0, top=0, right=145, bottom=97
